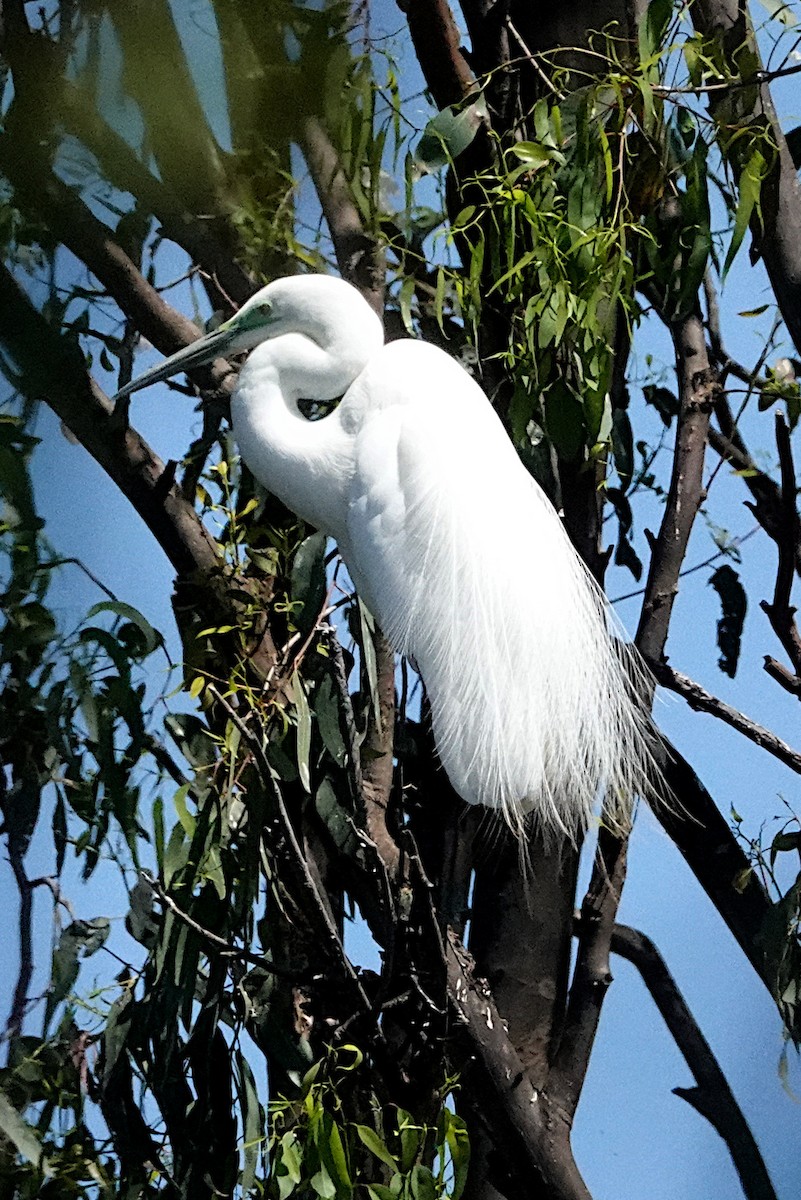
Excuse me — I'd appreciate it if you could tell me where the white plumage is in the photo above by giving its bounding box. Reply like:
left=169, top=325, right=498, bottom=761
left=114, top=273, right=655, bottom=839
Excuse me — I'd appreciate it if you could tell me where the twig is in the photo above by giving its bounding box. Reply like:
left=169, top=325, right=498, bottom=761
left=649, top=659, right=801, bottom=774
left=611, top=525, right=760, bottom=605
left=139, top=870, right=299, bottom=978
left=610, top=923, right=778, bottom=1200
left=205, top=684, right=375, bottom=1019
left=507, top=19, right=561, bottom=97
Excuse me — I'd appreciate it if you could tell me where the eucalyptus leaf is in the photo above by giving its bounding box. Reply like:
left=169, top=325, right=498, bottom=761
left=709, top=565, right=747, bottom=677
left=415, top=96, right=487, bottom=170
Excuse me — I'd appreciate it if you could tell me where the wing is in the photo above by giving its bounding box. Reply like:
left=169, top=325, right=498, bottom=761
left=342, top=340, right=652, bottom=838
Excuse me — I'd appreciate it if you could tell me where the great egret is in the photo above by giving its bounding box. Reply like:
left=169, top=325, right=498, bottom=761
left=113, top=273, right=654, bottom=839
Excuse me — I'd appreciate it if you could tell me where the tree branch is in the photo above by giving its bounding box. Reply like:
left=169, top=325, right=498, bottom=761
left=652, top=739, right=782, bottom=996
left=649, top=659, right=801, bottom=774
left=760, top=415, right=801, bottom=694
left=446, top=931, right=593, bottom=1200
left=0, top=146, right=235, bottom=396
left=0, top=264, right=222, bottom=578
left=611, top=923, right=778, bottom=1200
left=469, top=829, right=579, bottom=1090
left=636, top=304, right=717, bottom=663
left=301, top=116, right=385, bottom=314
left=549, top=826, right=628, bottom=1118
left=396, top=0, right=476, bottom=110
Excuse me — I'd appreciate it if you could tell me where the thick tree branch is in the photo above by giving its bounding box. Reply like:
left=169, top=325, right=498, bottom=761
left=301, top=116, right=385, bottom=314
left=470, top=830, right=579, bottom=1090
left=637, top=305, right=716, bottom=662
left=447, top=932, right=592, bottom=1200
left=55, top=78, right=254, bottom=309
left=611, top=923, right=778, bottom=1200
left=0, top=264, right=220, bottom=578
left=361, top=628, right=400, bottom=878
left=396, top=0, right=476, bottom=110
left=652, top=740, right=774, bottom=982
left=549, top=827, right=628, bottom=1118
left=0, top=146, right=235, bottom=397
left=650, top=659, right=801, bottom=774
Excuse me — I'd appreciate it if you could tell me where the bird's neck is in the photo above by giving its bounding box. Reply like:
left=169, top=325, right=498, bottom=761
left=230, top=331, right=366, bottom=540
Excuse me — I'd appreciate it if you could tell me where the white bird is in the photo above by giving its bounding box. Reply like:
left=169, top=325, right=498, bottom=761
left=113, top=273, right=655, bottom=840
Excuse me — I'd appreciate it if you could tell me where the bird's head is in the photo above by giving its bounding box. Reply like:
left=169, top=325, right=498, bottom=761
left=110, top=274, right=375, bottom=405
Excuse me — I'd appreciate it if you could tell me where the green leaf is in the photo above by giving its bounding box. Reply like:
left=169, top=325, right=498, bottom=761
left=326, top=1118, right=352, bottom=1191
left=315, top=778, right=360, bottom=857
left=310, top=1163, right=337, bottom=1200
left=397, top=1110, right=421, bottom=1173
left=410, top=1164, right=437, bottom=1200
left=723, top=148, right=767, bottom=280
left=239, top=1053, right=263, bottom=1196
left=102, top=989, right=133, bottom=1086
left=0, top=1090, right=51, bottom=1174
left=86, top=600, right=161, bottom=656
left=315, top=674, right=348, bottom=767
left=510, top=141, right=564, bottom=169
left=45, top=918, right=110, bottom=1027
left=643, top=384, right=680, bottom=427
left=638, top=0, right=674, bottom=63
left=770, top=830, right=801, bottom=865
left=415, top=96, right=487, bottom=170
left=358, top=601, right=382, bottom=735
left=544, top=383, right=587, bottom=461
left=291, top=531, right=328, bottom=637
left=355, top=1124, right=399, bottom=1171
left=399, top=276, right=416, bottom=335
left=443, top=1112, right=470, bottom=1199
left=294, top=672, right=312, bottom=792
left=173, top=783, right=196, bottom=836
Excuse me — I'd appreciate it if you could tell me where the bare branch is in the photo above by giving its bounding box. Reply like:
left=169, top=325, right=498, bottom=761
left=396, top=0, right=476, bottom=109
left=0, top=146, right=235, bottom=395
left=611, top=923, right=778, bottom=1200
left=361, top=628, right=400, bottom=878
left=550, top=826, right=628, bottom=1117
left=650, top=659, right=801, bottom=774
left=652, top=739, right=781, bottom=998
left=301, top=116, right=385, bottom=315
left=636, top=304, right=717, bottom=663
